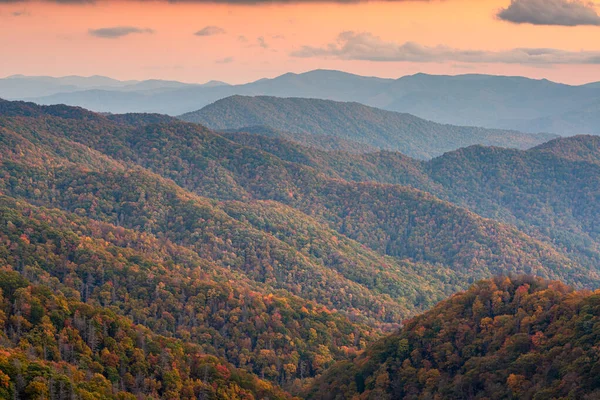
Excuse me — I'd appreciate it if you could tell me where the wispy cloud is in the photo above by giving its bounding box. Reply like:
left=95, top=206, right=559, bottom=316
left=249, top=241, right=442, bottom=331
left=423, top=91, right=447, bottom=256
left=194, top=26, right=226, bottom=37
left=0, top=0, right=424, bottom=3
left=497, top=0, right=600, bottom=26
left=216, top=56, right=234, bottom=64
left=291, top=31, right=600, bottom=65
left=257, top=36, right=269, bottom=49
left=89, top=26, right=154, bottom=39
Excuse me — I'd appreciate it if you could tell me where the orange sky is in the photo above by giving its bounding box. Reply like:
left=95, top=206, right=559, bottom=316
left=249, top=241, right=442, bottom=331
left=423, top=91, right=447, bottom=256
left=1, top=0, right=600, bottom=84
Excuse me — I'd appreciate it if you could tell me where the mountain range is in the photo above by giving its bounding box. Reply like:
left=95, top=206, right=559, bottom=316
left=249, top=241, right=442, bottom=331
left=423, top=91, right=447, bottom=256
left=0, top=96, right=599, bottom=398
left=5, top=70, right=600, bottom=135
left=0, top=74, right=228, bottom=99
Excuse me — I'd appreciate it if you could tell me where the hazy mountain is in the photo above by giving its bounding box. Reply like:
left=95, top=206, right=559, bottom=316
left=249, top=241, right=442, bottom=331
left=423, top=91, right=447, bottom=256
left=115, top=79, right=229, bottom=93
left=583, top=82, right=600, bottom=89
left=179, top=95, right=557, bottom=159
left=384, top=73, right=600, bottom=134
left=0, top=74, right=228, bottom=100
left=5, top=73, right=133, bottom=88
left=14, top=70, right=600, bottom=136
left=510, top=100, right=600, bottom=136
left=0, top=74, right=137, bottom=98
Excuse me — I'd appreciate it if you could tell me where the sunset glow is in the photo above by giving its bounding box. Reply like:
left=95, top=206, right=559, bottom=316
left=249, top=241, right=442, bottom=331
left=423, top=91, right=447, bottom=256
left=2, top=0, right=600, bottom=83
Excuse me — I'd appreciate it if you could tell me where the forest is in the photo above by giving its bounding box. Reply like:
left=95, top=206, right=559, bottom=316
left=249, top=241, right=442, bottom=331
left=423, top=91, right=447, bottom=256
left=0, top=98, right=599, bottom=398
left=308, top=276, right=600, bottom=399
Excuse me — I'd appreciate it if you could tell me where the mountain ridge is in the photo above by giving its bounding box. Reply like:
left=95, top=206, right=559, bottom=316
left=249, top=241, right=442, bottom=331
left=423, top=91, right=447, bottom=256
left=179, top=95, right=557, bottom=159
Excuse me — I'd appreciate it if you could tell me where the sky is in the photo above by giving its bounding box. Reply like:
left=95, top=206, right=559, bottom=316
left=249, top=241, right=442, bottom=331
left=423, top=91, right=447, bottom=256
left=1, top=0, right=600, bottom=84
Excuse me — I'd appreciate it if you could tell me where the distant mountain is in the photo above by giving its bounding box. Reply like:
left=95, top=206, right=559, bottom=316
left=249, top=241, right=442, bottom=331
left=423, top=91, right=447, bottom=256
left=384, top=73, right=600, bottom=134
left=115, top=79, right=196, bottom=92
left=511, top=100, right=600, bottom=136
left=583, top=81, right=600, bottom=89
left=4, top=74, right=133, bottom=88
left=115, top=79, right=229, bottom=93
left=14, top=69, right=600, bottom=135
left=179, top=95, right=556, bottom=159
left=308, top=275, right=600, bottom=399
left=0, top=74, right=136, bottom=98
left=0, top=74, right=227, bottom=100
left=202, top=80, right=231, bottom=88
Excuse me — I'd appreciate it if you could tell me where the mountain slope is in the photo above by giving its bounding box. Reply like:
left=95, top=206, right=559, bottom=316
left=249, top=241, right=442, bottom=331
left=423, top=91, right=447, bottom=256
left=0, top=275, right=292, bottom=400
left=532, top=135, right=600, bottom=165
left=426, top=143, right=600, bottom=267
left=307, top=275, right=600, bottom=400
left=222, top=129, right=600, bottom=271
left=0, top=195, right=393, bottom=393
left=385, top=73, right=600, bottom=133
left=223, top=125, right=379, bottom=154
left=0, top=202, right=295, bottom=399
left=1, top=100, right=590, bottom=288
left=179, top=96, right=556, bottom=159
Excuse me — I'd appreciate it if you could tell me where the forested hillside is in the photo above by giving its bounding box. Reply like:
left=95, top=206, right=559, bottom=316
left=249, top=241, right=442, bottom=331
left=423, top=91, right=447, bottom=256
left=1, top=101, right=589, bottom=288
left=219, top=129, right=600, bottom=272
left=0, top=99, right=598, bottom=398
left=179, top=96, right=556, bottom=159
left=0, top=267, right=291, bottom=400
left=308, top=275, right=600, bottom=399
left=223, top=125, right=378, bottom=154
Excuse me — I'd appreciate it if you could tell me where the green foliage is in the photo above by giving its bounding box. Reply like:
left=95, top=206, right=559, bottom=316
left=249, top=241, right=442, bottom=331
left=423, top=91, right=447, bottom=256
left=1, top=98, right=599, bottom=399
left=223, top=130, right=600, bottom=278
left=0, top=197, right=377, bottom=388
left=308, top=276, right=600, bottom=399
left=0, top=270, right=292, bottom=400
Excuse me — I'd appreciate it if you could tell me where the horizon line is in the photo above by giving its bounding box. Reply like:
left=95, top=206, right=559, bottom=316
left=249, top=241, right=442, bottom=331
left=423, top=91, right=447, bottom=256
left=3, top=68, right=600, bottom=87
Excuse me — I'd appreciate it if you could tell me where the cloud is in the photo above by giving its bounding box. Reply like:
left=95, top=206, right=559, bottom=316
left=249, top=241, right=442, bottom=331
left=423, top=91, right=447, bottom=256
left=11, top=10, right=30, bottom=16
left=237, top=35, right=248, bottom=42
left=89, top=26, right=154, bottom=38
left=3, top=0, right=95, bottom=3
left=497, top=0, right=600, bottom=26
left=194, top=26, right=226, bottom=36
left=216, top=56, right=234, bottom=64
left=291, top=31, right=600, bottom=65
left=0, top=0, right=406, bottom=4
left=257, top=36, right=269, bottom=49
